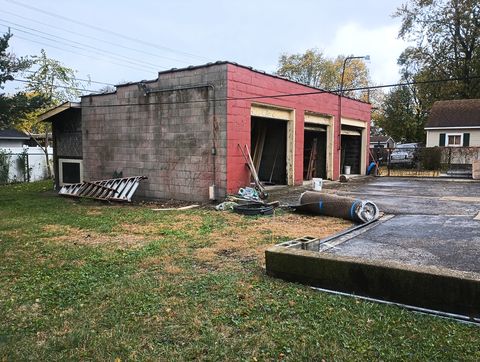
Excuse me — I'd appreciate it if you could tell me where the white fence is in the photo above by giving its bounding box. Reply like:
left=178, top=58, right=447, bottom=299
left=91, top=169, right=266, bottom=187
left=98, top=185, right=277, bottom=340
left=0, top=146, right=53, bottom=184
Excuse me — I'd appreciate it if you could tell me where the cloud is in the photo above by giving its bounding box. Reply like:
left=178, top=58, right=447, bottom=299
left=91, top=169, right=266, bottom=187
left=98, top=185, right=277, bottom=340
left=324, top=22, right=410, bottom=86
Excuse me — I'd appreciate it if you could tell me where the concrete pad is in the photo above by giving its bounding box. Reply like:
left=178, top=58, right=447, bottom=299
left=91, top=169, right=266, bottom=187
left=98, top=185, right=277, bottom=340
left=335, top=178, right=480, bottom=216
left=326, top=215, right=480, bottom=274
left=266, top=177, right=480, bottom=318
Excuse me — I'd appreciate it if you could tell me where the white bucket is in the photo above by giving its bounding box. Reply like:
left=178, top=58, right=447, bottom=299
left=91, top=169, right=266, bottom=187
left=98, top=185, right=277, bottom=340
left=344, top=166, right=351, bottom=175
left=312, top=178, right=323, bottom=191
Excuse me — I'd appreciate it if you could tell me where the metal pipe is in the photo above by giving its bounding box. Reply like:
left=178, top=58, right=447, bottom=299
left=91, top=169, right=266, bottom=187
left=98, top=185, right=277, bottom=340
left=311, top=286, right=480, bottom=326
left=338, top=55, right=370, bottom=158
left=139, top=82, right=218, bottom=194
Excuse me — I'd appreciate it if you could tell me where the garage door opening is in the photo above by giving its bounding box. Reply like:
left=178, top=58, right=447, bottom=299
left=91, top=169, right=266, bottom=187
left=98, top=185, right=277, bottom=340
left=341, top=126, right=362, bottom=174
left=251, top=116, right=287, bottom=185
left=303, top=125, right=327, bottom=180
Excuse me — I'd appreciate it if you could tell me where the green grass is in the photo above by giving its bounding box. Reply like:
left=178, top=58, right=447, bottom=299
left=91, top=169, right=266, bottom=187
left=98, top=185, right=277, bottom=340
left=1, top=181, right=479, bottom=361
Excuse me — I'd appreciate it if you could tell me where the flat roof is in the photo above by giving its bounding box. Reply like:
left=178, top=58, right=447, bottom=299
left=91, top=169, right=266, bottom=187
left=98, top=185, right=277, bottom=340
left=83, top=61, right=369, bottom=104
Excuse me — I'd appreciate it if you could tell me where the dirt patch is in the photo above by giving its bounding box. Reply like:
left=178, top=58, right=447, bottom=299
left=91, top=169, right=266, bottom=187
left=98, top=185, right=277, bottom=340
left=85, top=208, right=103, bottom=216
left=139, top=254, right=185, bottom=275
left=120, top=214, right=204, bottom=236
left=137, top=199, right=203, bottom=209
left=195, top=212, right=351, bottom=268
left=164, top=264, right=183, bottom=275
left=41, top=211, right=350, bottom=268
left=42, top=224, right=147, bottom=249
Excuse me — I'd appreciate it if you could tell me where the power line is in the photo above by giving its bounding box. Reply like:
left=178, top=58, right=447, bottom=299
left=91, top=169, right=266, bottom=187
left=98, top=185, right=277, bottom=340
left=10, top=74, right=480, bottom=109
left=1, top=9, right=198, bottom=65
left=12, top=78, right=100, bottom=93
left=0, top=19, right=167, bottom=70
left=0, top=23, right=161, bottom=72
left=11, top=32, right=154, bottom=74
left=5, top=30, right=156, bottom=74
left=22, top=70, right=115, bottom=87
left=6, top=0, right=211, bottom=62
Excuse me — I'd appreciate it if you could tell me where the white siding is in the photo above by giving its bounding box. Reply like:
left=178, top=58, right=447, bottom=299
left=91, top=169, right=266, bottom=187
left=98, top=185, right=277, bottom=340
left=0, top=139, right=25, bottom=148
left=1, top=146, right=53, bottom=182
left=426, top=129, right=480, bottom=147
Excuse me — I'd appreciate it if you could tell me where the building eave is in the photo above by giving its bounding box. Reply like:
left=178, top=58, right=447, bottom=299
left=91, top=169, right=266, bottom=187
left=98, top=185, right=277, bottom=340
left=425, top=126, right=480, bottom=130
left=38, top=102, right=81, bottom=122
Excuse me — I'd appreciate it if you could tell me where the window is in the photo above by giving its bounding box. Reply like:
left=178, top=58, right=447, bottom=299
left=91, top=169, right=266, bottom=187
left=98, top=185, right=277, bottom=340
left=446, top=134, right=462, bottom=147
left=58, top=158, right=83, bottom=185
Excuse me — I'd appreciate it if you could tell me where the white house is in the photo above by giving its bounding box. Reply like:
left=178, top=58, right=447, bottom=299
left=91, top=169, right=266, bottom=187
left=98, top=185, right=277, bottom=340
left=0, top=129, right=53, bottom=183
left=370, top=135, right=396, bottom=149
left=0, top=129, right=29, bottom=148
left=425, top=99, right=480, bottom=147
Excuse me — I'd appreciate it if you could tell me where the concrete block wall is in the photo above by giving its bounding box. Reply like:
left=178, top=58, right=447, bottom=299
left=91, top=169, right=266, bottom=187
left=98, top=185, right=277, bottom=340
left=81, top=63, right=228, bottom=202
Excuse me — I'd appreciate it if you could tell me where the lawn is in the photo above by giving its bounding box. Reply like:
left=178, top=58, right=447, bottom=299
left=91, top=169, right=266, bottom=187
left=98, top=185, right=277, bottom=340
left=1, top=181, right=479, bottom=361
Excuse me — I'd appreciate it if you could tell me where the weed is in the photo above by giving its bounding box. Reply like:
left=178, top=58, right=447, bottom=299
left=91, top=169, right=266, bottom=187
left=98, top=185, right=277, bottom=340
left=0, top=181, right=479, bottom=360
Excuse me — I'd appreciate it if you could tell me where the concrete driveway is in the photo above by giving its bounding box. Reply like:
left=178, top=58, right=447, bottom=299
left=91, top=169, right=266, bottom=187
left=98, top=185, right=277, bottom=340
left=327, top=177, right=480, bottom=274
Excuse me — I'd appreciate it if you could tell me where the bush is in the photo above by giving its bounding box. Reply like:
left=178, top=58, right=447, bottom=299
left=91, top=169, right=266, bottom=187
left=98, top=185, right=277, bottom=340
left=420, top=147, right=442, bottom=170
left=0, top=150, right=11, bottom=184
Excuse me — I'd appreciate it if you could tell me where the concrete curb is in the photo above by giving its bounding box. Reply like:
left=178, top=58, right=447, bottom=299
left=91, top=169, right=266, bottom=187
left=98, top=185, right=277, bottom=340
left=265, top=246, right=480, bottom=318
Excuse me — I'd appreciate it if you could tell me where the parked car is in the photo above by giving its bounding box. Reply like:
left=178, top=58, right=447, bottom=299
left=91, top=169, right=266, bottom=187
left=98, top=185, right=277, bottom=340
left=389, top=143, right=421, bottom=167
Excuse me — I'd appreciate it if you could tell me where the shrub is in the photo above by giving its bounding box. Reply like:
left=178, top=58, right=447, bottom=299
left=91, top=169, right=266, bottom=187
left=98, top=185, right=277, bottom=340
left=420, top=147, right=442, bottom=170
left=0, top=150, right=11, bottom=184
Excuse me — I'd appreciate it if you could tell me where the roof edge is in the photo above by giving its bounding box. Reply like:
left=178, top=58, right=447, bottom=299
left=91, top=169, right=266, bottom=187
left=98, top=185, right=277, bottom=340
left=81, top=61, right=370, bottom=105
left=425, top=126, right=480, bottom=130
left=38, top=102, right=81, bottom=121
left=0, top=129, right=29, bottom=140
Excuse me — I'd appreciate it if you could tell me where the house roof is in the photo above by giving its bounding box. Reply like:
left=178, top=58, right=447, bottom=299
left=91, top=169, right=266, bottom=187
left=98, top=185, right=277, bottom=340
left=38, top=102, right=81, bottom=122
left=371, top=135, right=394, bottom=143
left=425, top=99, right=480, bottom=129
left=86, top=61, right=369, bottom=105
left=0, top=129, right=29, bottom=140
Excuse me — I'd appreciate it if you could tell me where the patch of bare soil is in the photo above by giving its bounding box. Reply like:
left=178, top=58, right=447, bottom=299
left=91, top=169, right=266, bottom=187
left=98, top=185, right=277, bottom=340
left=41, top=211, right=351, bottom=270
left=42, top=224, right=147, bottom=249
left=136, top=199, right=204, bottom=209
left=120, top=214, right=204, bottom=236
left=195, top=212, right=351, bottom=268
left=138, top=254, right=184, bottom=275
left=85, top=208, right=103, bottom=216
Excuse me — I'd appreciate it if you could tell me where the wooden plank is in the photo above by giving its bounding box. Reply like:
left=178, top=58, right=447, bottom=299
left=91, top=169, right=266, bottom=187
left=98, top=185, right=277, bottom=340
left=252, top=123, right=267, bottom=172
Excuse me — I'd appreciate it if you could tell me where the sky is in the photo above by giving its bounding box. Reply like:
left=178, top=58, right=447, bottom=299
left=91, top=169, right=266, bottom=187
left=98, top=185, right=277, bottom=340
left=1, top=0, right=411, bottom=95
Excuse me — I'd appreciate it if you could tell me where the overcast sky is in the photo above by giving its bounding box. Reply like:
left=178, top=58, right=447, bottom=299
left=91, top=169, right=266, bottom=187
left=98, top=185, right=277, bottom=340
left=1, top=0, right=410, bottom=94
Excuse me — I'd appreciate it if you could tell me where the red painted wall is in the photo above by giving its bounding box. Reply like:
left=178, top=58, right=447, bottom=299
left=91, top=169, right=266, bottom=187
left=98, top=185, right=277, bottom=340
left=226, top=63, right=371, bottom=193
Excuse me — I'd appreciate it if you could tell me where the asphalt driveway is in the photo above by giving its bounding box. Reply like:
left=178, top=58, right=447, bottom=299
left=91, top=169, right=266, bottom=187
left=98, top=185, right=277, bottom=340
left=327, top=177, right=480, bottom=274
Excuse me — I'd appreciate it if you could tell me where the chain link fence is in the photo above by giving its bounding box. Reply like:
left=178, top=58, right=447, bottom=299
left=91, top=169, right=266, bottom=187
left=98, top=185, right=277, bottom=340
left=0, top=147, right=53, bottom=185
left=370, top=145, right=480, bottom=178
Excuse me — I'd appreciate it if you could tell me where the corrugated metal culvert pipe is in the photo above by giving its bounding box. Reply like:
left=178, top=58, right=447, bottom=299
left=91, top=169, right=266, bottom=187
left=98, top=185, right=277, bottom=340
left=295, top=191, right=379, bottom=223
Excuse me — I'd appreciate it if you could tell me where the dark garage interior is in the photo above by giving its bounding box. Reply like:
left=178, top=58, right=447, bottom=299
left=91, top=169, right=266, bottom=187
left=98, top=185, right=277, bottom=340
left=341, top=126, right=362, bottom=174
left=303, top=126, right=327, bottom=180
left=251, top=117, right=287, bottom=185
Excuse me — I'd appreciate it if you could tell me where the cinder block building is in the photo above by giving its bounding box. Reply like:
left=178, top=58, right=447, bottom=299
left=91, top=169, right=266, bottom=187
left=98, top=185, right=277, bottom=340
left=40, top=62, right=371, bottom=202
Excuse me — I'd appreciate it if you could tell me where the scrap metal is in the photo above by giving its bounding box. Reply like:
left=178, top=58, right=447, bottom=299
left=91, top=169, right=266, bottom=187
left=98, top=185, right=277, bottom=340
left=58, top=176, right=147, bottom=202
